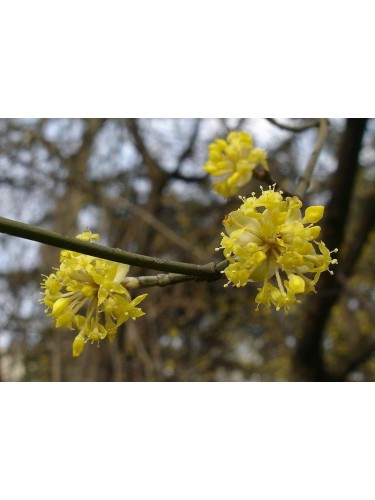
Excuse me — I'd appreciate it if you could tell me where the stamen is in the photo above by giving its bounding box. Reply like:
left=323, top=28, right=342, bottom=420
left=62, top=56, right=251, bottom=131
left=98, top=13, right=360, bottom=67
left=275, top=268, right=286, bottom=296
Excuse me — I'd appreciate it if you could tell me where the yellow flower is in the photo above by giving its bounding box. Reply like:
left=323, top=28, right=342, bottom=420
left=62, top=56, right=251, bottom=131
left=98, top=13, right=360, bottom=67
left=203, top=131, right=268, bottom=197
left=41, top=230, right=147, bottom=356
left=219, top=187, right=338, bottom=311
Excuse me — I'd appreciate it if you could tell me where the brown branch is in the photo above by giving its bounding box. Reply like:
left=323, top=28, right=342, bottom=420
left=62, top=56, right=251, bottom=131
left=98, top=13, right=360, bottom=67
left=294, top=119, right=330, bottom=198
left=176, top=118, right=201, bottom=165
left=171, top=120, right=204, bottom=182
left=126, top=118, right=168, bottom=181
left=266, top=118, right=321, bottom=133
left=252, top=168, right=294, bottom=198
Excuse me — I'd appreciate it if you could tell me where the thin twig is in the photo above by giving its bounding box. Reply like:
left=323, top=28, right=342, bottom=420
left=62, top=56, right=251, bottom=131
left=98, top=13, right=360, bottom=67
left=266, top=118, right=321, bottom=133
left=123, top=262, right=228, bottom=289
left=294, top=118, right=330, bottom=198
left=252, top=168, right=293, bottom=198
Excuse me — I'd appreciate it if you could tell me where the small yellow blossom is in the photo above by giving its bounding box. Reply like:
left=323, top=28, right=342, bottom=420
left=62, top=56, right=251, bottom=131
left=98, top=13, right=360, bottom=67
left=203, top=131, right=268, bottom=197
left=41, top=230, right=147, bottom=356
left=219, top=187, right=338, bottom=311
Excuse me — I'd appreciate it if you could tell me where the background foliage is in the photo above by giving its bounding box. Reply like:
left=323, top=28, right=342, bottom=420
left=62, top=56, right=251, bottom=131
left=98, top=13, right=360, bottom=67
left=0, top=118, right=374, bottom=381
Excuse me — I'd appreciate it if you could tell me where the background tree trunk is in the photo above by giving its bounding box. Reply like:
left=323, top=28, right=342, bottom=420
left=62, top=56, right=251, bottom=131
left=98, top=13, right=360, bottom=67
left=293, top=119, right=368, bottom=381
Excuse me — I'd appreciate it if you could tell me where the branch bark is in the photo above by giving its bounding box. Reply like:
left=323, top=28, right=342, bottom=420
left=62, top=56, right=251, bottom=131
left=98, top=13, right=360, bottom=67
left=266, top=118, right=321, bottom=133
left=0, top=214, right=227, bottom=279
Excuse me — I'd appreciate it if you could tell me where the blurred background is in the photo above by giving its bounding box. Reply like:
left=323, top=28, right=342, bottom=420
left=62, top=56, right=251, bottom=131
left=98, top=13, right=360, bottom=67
left=0, top=118, right=374, bottom=382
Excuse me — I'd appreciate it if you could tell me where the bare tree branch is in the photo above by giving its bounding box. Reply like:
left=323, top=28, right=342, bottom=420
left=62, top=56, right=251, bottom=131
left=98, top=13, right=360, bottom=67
left=295, top=118, right=330, bottom=198
left=266, top=118, right=321, bottom=133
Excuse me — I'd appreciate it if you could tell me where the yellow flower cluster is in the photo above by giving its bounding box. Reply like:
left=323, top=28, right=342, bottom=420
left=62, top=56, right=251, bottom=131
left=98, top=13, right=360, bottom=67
left=219, top=188, right=338, bottom=311
left=203, top=131, right=268, bottom=197
left=41, top=230, right=147, bottom=357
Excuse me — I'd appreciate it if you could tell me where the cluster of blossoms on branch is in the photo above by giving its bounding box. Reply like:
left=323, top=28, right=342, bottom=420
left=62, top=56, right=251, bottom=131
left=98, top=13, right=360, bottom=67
left=203, top=131, right=268, bottom=197
left=219, top=187, right=338, bottom=311
left=40, top=129, right=337, bottom=356
left=41, top=230, right=147, bottom=357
